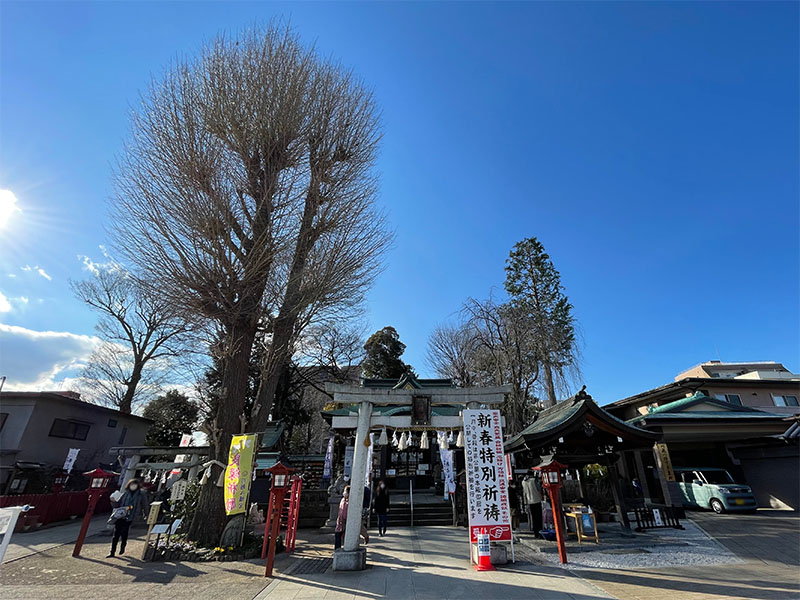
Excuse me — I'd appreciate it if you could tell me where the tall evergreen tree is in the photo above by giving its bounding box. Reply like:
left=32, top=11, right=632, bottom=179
left=361, top=326, right=414, bottom=379
left=504, top=237, right=578, bottom=408
left=142, top=390, right=199, bottom=447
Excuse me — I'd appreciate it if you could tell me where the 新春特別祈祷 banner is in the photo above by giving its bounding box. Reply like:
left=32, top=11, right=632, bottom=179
left=224, top=434, right=257, bottom=515
left=463, top=409, right=512, bottom=542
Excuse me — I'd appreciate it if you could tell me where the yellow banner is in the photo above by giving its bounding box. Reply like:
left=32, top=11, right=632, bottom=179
left=655, top=443, right=675, bottom=482
left=224, top=434, right=257, bottom=515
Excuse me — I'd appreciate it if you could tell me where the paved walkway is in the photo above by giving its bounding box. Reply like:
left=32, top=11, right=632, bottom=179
left=0, top=522, right=270, bottom=599
left=257, top=527, right=613, bottom=600
left=574, top=509, right=800, bottom=600
left=2, top=514, right=109, bottom=563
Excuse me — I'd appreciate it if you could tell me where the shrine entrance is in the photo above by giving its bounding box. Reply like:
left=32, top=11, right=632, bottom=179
left=324, top=375, right=509, bottom=570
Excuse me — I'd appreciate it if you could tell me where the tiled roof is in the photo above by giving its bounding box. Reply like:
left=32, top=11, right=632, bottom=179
left=505, top=388, right=659, bottom=453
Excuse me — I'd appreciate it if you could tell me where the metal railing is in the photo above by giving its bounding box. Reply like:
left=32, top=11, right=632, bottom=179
left=409, top=480, right=414, bottom=528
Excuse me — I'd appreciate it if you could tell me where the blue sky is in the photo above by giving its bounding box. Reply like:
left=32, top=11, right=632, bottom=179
left=1, top=1, right=798, bottom=404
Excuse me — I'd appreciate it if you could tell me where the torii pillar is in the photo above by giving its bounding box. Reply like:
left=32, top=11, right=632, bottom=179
left=336, top=398, right=372, bottom=570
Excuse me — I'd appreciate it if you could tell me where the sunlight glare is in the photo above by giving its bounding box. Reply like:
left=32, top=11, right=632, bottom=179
left=0, top=190, right=21, bottom=229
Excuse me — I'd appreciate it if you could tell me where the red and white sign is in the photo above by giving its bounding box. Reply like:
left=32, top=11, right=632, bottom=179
left=463, top=409, right=512, bottom=542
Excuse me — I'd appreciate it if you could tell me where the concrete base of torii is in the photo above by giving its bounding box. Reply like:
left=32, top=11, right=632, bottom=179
left=332, top=547, right=367, bottom=571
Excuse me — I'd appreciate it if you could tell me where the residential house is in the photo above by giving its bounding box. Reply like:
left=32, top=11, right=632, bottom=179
left=0, top=390, right=151, bottom=493
left=606, top=361, right=799, bottom=509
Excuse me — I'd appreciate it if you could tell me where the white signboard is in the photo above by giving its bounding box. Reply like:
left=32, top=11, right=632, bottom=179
left=63, top=448, right=80, bottom=472
left=653, top=508, right=664, bottom=527
left=463, top=409, right=512, bottom=542
left=0, top=509, right=13, bottom=536
left=170, top=479, right=188, bottom=502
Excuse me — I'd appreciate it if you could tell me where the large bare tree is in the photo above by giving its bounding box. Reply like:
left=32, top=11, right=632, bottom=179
left=427, top=297, right=539, bottom=435
left=72, top=267, right=191, bottom=414
left=112, top=24, right=389, bottom=545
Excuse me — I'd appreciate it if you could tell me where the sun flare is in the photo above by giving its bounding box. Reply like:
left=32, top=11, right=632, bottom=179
left=0, top=190, right=21, bottom=229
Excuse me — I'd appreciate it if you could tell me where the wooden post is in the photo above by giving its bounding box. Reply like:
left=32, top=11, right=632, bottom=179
left=72, top=492, right=100, bottom=557
left=607, top=460, right=632, bottom=535
left=548, top=487, right=568, bottom=564
left=140, top=501, right=162, bottom=560
left=633, top=450, right=653, bottom=503
left=265, top=488, right=285, bottom=577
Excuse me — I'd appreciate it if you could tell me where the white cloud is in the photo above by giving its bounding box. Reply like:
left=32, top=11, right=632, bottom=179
left=20, top=265, right=52, bottom=281
left=0, top=293, right=31, bottom=313
left=0, top=323, right=100, bottom=390
left=78, top=246, right=122, bottom=276
left=7, top=273, right=16, bottom=278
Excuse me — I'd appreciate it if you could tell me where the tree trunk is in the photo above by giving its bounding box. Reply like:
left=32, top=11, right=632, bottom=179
left=119, top=364, right=143, bottom=414
left=542, top=362, right=557, bottom=409
left=187, top=322, right=256, bottom=547
left=253, top=186, right=320, bottom=429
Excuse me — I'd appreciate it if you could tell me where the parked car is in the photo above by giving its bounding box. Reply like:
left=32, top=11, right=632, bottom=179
left=674, top=467, right=757, bottom=513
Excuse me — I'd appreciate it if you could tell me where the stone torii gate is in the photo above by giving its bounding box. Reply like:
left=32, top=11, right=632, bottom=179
left=326, top=382, right=510, bottom=571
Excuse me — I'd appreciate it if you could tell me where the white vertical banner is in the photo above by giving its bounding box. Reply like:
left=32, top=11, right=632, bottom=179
left=343, top=446, right=354, bottom=478
left=463, top=409, right=512, bottom=542
left=323, top=436, right=334, bottom=479
left=63, top=448, right=80, bottom=472
left=365, top=433, right=374, bottom=488
left=437, top=431, right=456, bottom=500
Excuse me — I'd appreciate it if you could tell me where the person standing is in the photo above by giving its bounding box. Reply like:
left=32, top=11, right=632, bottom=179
left=374, top=480, right=390, bottom=536
left=522, top=473, right=543, bottom=536
left=335, top=485, right=349, bottom=549
left=107, top=478, right=143, bottom=558
left=335, top=485, right=369, bottom=549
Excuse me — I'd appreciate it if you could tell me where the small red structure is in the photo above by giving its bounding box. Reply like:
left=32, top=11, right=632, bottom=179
left=51, top=471, right=68, bottom=494
left=262, top=462, right=294, bottom=577
left=72, top=468, right=116, bottom=557
left=534, top=458, right=568, bottom=564
left=284, top=475, right=303, bottom=553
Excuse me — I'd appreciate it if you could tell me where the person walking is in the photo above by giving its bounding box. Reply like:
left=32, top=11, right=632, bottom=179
left=107, top=478, right=143, bottom=558
left=374, top=480, right=390, bottom=536
left=335, top=485, right=369, bottom=550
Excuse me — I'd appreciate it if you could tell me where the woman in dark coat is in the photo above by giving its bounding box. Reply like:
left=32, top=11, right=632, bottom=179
left=107, top=478, right=143, bottom=558
left=373, top=480, right=390, bottom=536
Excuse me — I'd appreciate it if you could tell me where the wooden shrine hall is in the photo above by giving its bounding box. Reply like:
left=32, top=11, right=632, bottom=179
left=504, top=387, right=670, bottom=532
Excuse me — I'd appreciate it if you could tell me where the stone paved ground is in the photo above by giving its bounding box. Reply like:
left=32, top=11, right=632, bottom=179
left=0, top=524, right=271, bottom=599
left=257, top=526, right=613, bottom=600
left=3, top=510, right=798, bottom=599
left=572, top=509, right=800, bottom=600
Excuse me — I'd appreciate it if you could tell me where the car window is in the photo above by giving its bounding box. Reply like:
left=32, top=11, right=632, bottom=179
left=700, top=470, right=733, bottom=484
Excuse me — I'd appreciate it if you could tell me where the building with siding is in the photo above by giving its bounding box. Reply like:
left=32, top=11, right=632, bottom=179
left=0, top=390, right=151, bottom=492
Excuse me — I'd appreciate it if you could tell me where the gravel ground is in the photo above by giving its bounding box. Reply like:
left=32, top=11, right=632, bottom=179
left=521, top=520, right=742, bottom=570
